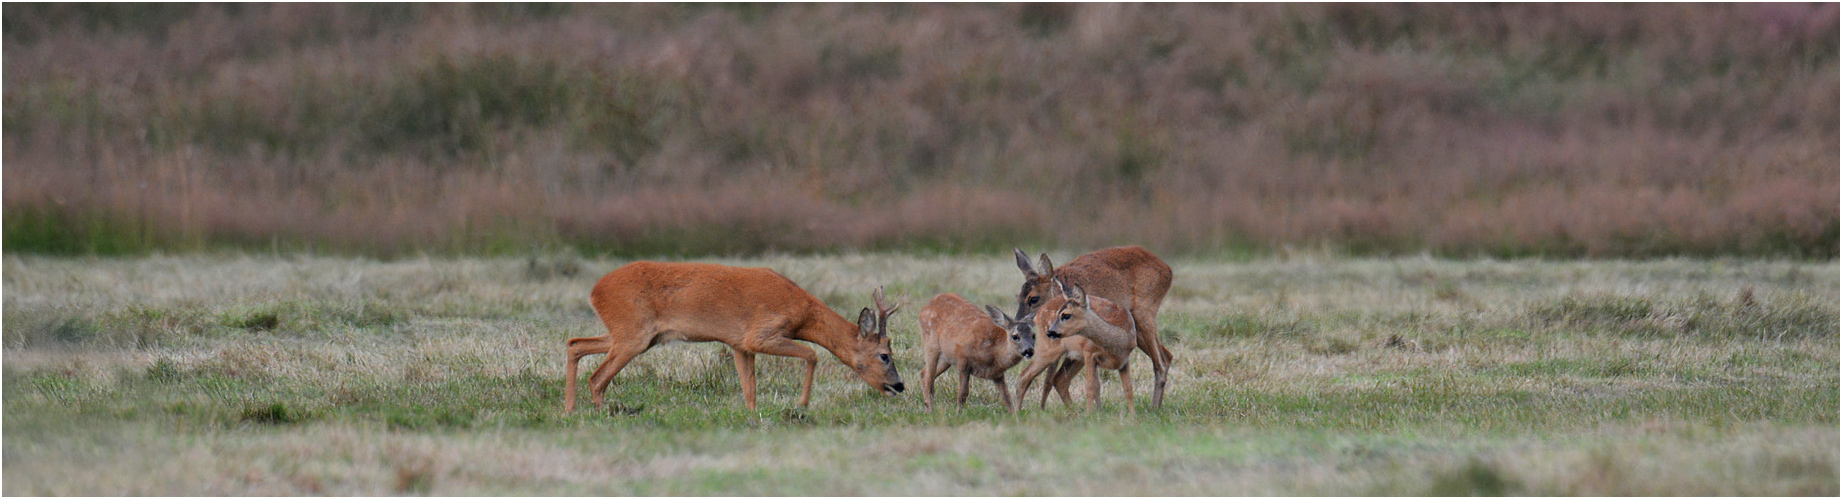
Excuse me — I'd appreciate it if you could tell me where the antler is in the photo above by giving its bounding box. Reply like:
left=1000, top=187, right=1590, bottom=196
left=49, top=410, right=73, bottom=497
left=872, top=286, right=902, bottom=336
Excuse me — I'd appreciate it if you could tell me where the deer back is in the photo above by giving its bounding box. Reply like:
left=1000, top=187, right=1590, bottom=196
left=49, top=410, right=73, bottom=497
left=591, top=262, right=825, bottom=332
left=919, top=293, right=1017, bottom=361
left=1013, top=246, right=1172, bottom=321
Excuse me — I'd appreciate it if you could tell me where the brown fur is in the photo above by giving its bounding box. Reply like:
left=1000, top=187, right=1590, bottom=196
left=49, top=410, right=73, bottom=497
left=563, top=261, right=903, bottom=413
left=1012, top=325, right=1093, bottom=412
left=1014, top=246, right=1176, bottom=407
left=915, top=293, right=1028, bottom=411
left=1022, top=284, right=1139, bottom=414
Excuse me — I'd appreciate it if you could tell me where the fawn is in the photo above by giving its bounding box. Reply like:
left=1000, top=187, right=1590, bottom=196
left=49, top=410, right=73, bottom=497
left=916, top=293, right=1034, bottom=411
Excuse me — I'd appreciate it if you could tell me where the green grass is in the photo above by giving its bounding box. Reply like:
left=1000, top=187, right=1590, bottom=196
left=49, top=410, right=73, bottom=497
left=3, top=253, right=1837, bottom=494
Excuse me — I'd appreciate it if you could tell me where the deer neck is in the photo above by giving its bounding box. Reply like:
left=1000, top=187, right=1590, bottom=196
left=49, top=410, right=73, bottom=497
left=792, top=308, right=868, bottom=361
left=1076, top=307, right=1136, bottom=354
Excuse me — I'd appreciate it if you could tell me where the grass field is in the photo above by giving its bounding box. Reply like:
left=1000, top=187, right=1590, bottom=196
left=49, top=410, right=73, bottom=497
left=3, top=252, right=1836, bottom=495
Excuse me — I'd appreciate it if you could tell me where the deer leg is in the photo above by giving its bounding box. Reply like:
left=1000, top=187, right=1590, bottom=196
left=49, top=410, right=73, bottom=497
left=1133, top=311, right=1171, bottom=408
left=1013, top=357, right=1054, bottom=413
left=730, top=348, right=758, bottom=410
left=585, top=340, right=647, bottom=410
left=921, top=348, right=942, bottom=411
left=1119, top=361, right=1135, bottom=417
left=744, top=336, right=819, bottom=408
left=992, top=374, right=1013, bottom=412
left=955, top=365, right=972, bottom=408
left=1085, top=355, right=1102, bottom=412
left=1039, top=360, right=1065, bottom=409
left=1038, top=365, right=1055, bottom=409
left=563, top=336, right=611, bottom=414
left=1050, top=358, right=1083, bottom=408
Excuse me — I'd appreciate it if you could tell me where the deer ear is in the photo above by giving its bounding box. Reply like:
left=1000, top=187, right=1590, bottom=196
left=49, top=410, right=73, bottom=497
left=1038, top=253, right=1054, bottom=275
left=857, top=308, right=877, bottom=337
left=1014, top=248, right=1038, bottom=279
left=985, top=305, right=1010, bottom=328
left=1053, top=277, right=1074, bottom=298
left=1070, top=284, right=1088, bottom=305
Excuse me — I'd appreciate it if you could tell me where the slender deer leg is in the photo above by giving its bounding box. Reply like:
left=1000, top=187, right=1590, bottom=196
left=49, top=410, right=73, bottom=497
left=993, top=375, right=1013, bottom=412
left=955, top=365, right=972, bottom=408
left=1119, top=361, right=1135, bottom=417
left=1050, top=358, right=1082, bottom=408
left=744, top=336, right=819, bottom=408
left=730, top=348, right=758, bottom=410
left=1133, top=310, right=1170, bottom=408
left=1039, top=360, right=1065, bottom=409
left=921, top=348, right=942, bottom=411
left=1013, top=357, right=1055, bottom=413
left=563, top=336, right=612, bottom=414
left=586, top=341, right=647, bottom=410
left=1085, top=355, right=1102, bottom=412
left=798, top=357, right=817, bottom=407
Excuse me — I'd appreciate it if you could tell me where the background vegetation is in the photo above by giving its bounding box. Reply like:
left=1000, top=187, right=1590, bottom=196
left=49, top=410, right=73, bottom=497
left=4, top=253, right=1835, bottom=494
left=5, top=3, right=1837, bottom=258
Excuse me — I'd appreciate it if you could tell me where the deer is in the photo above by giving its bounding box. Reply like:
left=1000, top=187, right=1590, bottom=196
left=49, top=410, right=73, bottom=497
left=1013, top=246, right=1174, bottom=407
left=1011, top=312, right=1091, bottom=412
left=915, top=293, right=1034, bottom=411
left=562, top=262, right=904, bottom=414
left=1016, top=278, right=1140, bottom=414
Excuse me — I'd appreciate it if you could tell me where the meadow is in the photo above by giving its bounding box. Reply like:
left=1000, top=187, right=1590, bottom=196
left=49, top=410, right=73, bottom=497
left=3, top=252, right=1835, bottom=495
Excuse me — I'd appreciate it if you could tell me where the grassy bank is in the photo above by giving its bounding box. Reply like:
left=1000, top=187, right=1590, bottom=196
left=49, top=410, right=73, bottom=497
left=3, top=253, right=1835, bottom=494
left=5, top=4, right=1837, bottom=258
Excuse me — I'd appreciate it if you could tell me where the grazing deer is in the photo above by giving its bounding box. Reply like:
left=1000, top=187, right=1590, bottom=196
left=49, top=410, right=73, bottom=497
left=563, top=262, right=904, bottom=413
left=1014, top=246, right=1174, bottom=407
left=915, top=293, right=1034, bottom=411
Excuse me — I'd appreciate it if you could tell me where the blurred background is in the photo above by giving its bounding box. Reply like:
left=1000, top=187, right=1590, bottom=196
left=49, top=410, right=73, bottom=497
left=3, top=3, right=1836, bottom=258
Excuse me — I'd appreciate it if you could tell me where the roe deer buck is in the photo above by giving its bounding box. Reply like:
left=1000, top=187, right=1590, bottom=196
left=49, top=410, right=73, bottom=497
left=1014, top=246, right=1175, bottom=407
left=915, top=293, right=1033, bottom=411
left=1017, top=278, right=1142, bottom=414
left=563, top=262, right=904, bottom=413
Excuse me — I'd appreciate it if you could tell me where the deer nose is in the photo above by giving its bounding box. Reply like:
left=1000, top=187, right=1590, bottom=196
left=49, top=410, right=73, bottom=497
left=891, top=382, right=905, bottom=393
left=1021, top=348, right=1035, bottom=358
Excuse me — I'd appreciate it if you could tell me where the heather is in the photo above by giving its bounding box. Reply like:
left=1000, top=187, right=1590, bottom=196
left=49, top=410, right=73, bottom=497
left=4, top=3, right=1837, bottom=257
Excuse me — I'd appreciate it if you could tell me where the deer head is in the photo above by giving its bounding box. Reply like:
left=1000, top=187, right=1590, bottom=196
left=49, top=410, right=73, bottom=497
left=1013, top=248, right=1058, bottom=320
left=1042, top=277, right=1092, bottom=340
left=986, top=305, right=1038, bottom=359
left=852, top=287, right=905, bottom=396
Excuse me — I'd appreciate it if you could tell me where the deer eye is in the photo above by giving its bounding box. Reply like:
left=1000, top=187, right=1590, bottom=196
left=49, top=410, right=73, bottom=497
left=1061, top=313, right=1072, bottom=321
left=1028, top=296, right=1039, bottom=305
left=1010, top=334, right=1020, bottom=341
left=878, top=354, right=891, bottom=364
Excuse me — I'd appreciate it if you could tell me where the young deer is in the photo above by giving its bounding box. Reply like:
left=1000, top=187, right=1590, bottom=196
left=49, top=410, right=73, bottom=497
left=1011, top=314, right=1093, bottom=412
left=563, top=262, right=904, bottom=413
left=1014, top=246, right=1174, bottom=407
left=1033, top=278, right=1141, bottom=414
left=915, top=293, right=1033, bottom=411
